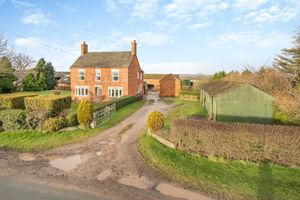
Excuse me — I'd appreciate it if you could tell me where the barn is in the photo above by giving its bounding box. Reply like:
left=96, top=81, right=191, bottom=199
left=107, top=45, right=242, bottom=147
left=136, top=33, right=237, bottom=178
left=200, top=81, right=275, bottom=124
left=159, top=74, right=181, bottom=97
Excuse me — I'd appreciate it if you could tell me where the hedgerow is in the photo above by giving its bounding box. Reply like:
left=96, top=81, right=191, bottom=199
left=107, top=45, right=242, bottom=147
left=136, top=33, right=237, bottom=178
left=24, top=95, right=71, bottom=114
left=42, top=117, right=67, bottom=133
left=0, top=109, right=27, bottom=131
left=0, top=93, right=36, bottom=109
left=171, top=119, right=300, bottom=167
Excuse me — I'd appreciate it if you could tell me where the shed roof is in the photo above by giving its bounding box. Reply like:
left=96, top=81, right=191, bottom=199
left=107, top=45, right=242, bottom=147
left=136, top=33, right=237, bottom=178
left=159, top=74, right=181, bottom=82
left=70, top=51, right=132, bottom=68
left=200, top=81, right=243, bottom=96
left=144, top=73, right=180, bottom=80
left=200, top=81, right=274, bottom=99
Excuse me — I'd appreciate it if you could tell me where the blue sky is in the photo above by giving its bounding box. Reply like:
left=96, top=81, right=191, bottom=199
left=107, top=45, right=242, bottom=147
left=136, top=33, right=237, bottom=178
left=0, top=0, right=299, bottom=74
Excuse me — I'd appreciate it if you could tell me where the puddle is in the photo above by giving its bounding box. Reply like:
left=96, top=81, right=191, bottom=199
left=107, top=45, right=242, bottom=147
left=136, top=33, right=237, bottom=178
left=96, top=151, right=103, bottom=156
left=45, top=155, right=60, bottom=161
left=156, top=183, right=212, bottom=200
left=18, top=153, right=36, bottom=161
left=49, top=154, right=87, bottom=172
left=96, top=169, right=112, bottom=181
left=118, top=176, right=148, bottom=189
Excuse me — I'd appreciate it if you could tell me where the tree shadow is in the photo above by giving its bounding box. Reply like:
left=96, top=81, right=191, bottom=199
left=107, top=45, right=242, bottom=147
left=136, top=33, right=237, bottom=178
left=257, top=160, right=274, bottom=200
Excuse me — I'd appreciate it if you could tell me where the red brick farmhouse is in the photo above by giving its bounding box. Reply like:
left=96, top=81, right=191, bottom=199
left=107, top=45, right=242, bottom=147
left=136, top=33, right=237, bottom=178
left=70, top=40, right=144, bottom=102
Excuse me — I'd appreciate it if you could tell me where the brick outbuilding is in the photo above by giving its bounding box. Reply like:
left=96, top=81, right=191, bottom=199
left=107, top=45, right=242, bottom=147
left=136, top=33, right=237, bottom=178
left=159, top=74, right=181, bottom=97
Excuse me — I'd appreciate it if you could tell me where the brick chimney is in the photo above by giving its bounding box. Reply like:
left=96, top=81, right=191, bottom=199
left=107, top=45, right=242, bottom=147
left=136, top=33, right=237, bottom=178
left=131, top=40, right=137, bottom=56
left=81, top=41, right=88, bottom=55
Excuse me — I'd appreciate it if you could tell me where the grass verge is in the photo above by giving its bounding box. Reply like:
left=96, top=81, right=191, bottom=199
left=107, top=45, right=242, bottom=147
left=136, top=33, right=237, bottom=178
left=138, top=132, right=300, bottom=200
left=164, top=99, right=206, bottom=129
left=0, top=100, right=146, bottom=152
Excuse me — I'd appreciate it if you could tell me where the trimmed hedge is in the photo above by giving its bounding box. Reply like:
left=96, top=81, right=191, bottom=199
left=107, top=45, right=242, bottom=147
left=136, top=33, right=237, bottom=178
left=0, top=109, right=27, bottom=131
left=77, top=100, right=93, bottom=128
left=0, top=92, right=36, bottom=109
left=94, top=95, right=143, bottom=112
left=147, top=111, right=164, bottom=133
left=171, top=119, right=300, bottom=167
left=42, top=117, right=67, bottom=133
left=25, top=95, right=71, bottom=114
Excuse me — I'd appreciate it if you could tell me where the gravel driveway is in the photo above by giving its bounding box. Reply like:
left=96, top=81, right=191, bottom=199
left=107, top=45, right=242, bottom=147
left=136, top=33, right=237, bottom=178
left=0, top=91, right=213, bottom=200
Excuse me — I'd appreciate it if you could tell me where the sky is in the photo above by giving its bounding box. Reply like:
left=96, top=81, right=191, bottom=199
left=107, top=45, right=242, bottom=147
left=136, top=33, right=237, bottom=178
left=0, top=0, right=299, bottom=75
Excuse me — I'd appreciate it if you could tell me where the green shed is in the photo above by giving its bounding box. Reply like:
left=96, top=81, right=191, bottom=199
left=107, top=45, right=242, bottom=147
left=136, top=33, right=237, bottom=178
left=200, top=81, right=275, bottom=124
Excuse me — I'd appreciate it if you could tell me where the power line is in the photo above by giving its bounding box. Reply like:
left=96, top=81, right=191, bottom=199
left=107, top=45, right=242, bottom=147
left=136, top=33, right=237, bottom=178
left=0, top=26, right=77, bottom=57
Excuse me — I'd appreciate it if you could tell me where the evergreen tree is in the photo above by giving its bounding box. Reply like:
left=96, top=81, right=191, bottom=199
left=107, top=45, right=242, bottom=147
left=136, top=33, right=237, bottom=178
left=0, top=56, right=16, bottom=93
left=274, top=29, right=300, bottom=86
left=35, top=58, right=57, bottom=90
left=212, top=70, right=227, bottom=80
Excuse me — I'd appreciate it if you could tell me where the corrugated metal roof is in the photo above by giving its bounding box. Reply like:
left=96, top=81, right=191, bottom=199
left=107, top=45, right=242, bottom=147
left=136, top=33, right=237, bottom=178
left=200, top=81, right=241, bottom=96
left=70, top=51, right=132, bottom=68
left=144, top=74, right=180, bottom=79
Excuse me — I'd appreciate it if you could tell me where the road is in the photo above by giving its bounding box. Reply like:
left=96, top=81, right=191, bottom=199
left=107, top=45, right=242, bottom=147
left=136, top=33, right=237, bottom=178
left=0, top=91, right=213, bottom=200
left=0, top=177, right=109, bottom=200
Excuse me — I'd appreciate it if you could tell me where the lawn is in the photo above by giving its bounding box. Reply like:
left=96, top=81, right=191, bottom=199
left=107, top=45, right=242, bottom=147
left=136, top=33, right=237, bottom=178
left=164, top=99, right=206, bottom=129
left=138, top=133, right=300, bottom=200
left=0, top=100, right=146, bottom=152
left=30, top=90, right=71, bottom=96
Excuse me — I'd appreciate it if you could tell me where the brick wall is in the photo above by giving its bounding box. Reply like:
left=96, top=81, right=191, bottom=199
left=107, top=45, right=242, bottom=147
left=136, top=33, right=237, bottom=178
left=128, top=55, right=144, bottom=96
left=159, top=75, right=181, bottom=97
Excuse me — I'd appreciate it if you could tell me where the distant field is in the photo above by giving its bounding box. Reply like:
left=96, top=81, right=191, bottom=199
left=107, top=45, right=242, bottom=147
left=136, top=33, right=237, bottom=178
left=30, top=90, right=71, bottom=96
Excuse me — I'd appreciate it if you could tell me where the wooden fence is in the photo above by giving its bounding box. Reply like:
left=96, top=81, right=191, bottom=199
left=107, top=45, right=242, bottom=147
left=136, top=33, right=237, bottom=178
left=90, top=103, right=116, bottom=128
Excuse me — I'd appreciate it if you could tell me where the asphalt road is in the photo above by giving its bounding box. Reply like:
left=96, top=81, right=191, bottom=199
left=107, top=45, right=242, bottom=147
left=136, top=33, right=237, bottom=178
left=0, top=177, right=109, bottom=200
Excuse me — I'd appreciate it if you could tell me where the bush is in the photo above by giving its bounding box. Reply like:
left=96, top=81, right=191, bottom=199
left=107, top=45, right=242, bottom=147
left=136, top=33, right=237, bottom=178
left=42, top=117, right=67, bottom=133
left=0, top=76, right=16, bottom=93
left=171, top=119, right=300, bottom=167
left=25, top=95, right=71, bottom=114
left=77, top=100, right=93, bottom=128
left=52, top=90, right=60, bottom=95
left=147, top=111, right=164, bottom=133
left=0, top=109, right=26, bottom=131
left=0, top=93, right=36, bottom=109
left=67, top=112, right=79, bottom=126
left=273, top=110, right=300, bottom=126
left=25, top=111, right=50, bottom=130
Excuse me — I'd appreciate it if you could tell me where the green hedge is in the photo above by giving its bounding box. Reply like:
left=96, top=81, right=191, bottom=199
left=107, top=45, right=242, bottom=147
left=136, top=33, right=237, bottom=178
left=25, top=95, right=71, bottom=114
left=0, top=109, right=27, bottom=131
left=171, top=119, right=300, bottom=167
left=0, top=92, right=36, bottom=109
left=94, top=95, right=143, bottom=112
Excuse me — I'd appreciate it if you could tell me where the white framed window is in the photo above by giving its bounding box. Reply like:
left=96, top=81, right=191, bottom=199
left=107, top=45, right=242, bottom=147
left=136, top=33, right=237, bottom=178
left=95, top=69, right=101, bottom=80
left=75, top=86, right=89, bottom=96
left=95, top=86, right=102, bottom=96
left=137, top=83, right=143, bottom=93
left=108, top=87, right=123, bottom=98
left=111, top=69, right=119, bottom=82
left=78, top=69, right=85, bottom=81
left=137, top=71, right=139, bottom=80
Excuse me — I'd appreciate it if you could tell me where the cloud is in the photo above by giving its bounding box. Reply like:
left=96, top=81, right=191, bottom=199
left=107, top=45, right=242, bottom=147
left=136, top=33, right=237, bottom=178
left=10, top=0, right=34, bottom=8
left=15, top=37, right=41, bottom=47
left=143, top=61, right=215, bottom=74
left=188, top=22, right=212, bottom=30
left=21, top=11, right=54, bottom=25
left=122, top=31, right=174, bottom=46
left=56, top=3, right=77, bottom=13
left=132, top=0, right=158, bottom=19
left=242, top=5, right=298, bottom=22
left=234, top=0, right=267, bottom=9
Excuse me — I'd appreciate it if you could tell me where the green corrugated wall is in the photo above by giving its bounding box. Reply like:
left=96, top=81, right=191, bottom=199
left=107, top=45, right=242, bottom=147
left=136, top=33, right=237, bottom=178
left=200, top=85, right=274, bottom=124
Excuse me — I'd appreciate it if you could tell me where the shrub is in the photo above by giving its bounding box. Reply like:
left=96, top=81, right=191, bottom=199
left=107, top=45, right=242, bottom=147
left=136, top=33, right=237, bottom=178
left=52, top=90, right=60, bottom=95
left=67, top=112, right=79, bottom=126
left=77, top=100, right=93, bottom=128
left=0, top=109, right=26, bottom=131
left=0, top=93, right=36, bottom=109
left=147, top=111, right=164, bottom=133
left=171, top=119, right=300, bottom=167
left=25, top=111, right=50, bottom=130
left=25, top=95, right=71, bottom=114
left=42, top=117, right=67, bottom=133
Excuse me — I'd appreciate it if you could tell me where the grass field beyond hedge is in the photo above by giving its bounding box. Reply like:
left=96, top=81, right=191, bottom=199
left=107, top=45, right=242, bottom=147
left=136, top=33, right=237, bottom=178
left=0, top=100, right=145, bottom=151
left=138, top=133, right=300, bottom=200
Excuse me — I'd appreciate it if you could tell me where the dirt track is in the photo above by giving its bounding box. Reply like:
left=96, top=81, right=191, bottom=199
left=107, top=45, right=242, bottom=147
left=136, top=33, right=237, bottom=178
left=0, top=92, right=213, bottom=200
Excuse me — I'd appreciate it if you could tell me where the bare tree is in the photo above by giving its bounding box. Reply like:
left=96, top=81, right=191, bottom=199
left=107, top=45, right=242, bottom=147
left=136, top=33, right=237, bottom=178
left=12, top=53, right=35, bottom=71
left=0, top=33, right=14, bottom=58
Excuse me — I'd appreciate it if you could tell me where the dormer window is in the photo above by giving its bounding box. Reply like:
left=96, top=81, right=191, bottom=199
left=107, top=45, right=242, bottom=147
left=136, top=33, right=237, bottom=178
left=95, top=69, right=101, bottom=80
left=112, top=69, right=119, bottom=82
left=78, top=69, right=85, bottom=81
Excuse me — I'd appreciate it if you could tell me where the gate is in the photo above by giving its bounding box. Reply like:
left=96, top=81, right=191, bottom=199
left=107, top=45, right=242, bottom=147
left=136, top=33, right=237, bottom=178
left=91, top=103, right=116, bottom=128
